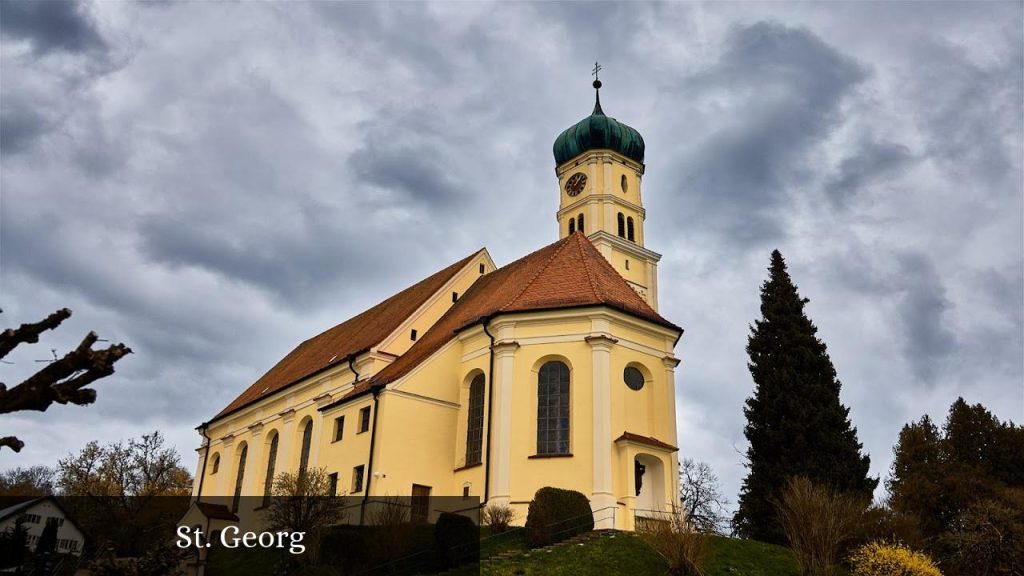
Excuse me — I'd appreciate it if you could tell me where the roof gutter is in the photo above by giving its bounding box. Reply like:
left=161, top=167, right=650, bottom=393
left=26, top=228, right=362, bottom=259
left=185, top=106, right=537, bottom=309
left=481, top=316, right=496, bottom=506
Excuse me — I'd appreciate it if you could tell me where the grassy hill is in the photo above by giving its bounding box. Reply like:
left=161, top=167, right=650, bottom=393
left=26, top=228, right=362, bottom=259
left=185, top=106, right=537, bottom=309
left=455, top=532, right=801, bottom=576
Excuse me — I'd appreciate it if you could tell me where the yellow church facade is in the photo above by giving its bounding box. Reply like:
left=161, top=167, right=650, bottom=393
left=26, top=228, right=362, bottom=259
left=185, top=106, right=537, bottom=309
left=191, top=82, right=683, bottom=532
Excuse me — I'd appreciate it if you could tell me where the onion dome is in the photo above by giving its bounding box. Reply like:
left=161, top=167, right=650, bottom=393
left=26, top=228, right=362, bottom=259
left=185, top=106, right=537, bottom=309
left=553, top=79, right=645, bottom=166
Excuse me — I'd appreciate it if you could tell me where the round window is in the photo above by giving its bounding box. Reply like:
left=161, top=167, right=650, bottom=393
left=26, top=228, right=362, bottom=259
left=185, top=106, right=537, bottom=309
left=624, top=366, right=645, bottom=391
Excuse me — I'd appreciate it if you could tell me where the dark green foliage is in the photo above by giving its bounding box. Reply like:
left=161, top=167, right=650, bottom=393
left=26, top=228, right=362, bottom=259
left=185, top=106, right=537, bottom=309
left=434, top=512, right=479, bottom=569
left=36, top=518, right=57, bottom=555
left=887, top=397, right=1024, bottom=574
left=525, top=487, right=594, bottom=547
left=735, top=250, right=877, bottom=544
left=0, top=518, right=29, bottom=569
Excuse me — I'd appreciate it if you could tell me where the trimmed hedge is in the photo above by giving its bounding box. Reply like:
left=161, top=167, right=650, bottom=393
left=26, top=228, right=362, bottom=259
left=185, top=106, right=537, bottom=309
left=434, top=512, right=479, bottom=569
left=525, top=487, right=594, bottom=548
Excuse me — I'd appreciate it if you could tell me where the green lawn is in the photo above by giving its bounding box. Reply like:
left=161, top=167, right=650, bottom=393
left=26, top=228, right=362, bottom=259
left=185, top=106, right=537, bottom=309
left=207, top=529, right=802, bottom=576
left=445, top=532, right=801, bottom=576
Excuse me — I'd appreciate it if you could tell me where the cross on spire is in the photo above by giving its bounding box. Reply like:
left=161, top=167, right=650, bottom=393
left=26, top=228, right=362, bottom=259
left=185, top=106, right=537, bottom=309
left=591, top=62, right=604, bottom=115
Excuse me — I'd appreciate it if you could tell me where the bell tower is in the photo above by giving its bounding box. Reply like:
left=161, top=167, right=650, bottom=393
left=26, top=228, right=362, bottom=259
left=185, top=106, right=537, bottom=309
left=552, top=71, right=662, bottom=310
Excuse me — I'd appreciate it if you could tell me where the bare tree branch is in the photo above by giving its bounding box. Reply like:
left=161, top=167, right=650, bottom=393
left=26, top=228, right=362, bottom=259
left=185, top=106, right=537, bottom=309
left=1, top=436, right=25, bottom=453
left=0, top=309, right=132, bottom=452
left=0, top=308, right=71, bottom=360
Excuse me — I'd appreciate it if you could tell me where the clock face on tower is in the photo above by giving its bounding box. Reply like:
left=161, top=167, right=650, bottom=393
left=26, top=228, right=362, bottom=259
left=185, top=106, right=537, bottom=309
left=565, top=172, right=587, bottom=197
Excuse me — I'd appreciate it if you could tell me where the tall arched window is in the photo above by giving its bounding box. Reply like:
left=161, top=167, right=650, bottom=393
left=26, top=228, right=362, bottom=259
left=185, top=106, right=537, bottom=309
left=627, top=217, right=635, bottom=241
left=568, top=219, right=575, bottom=234
left=465, top=374, right=485, bottom=465
left=577, top=214, right=584, bottom=234
left=211, top=453, right=220, bottom=475
left=298, top=419, right=313, bottom=477
left=263, top=433, right=279, bottom=506
left=617, top=213, right=625, bottom=238
left=232, top=444, right=247, bottom=512
left=537, top=361, right=570, bottom=455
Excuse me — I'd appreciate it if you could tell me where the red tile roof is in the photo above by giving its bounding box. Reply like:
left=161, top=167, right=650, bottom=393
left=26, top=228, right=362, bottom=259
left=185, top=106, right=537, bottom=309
left=332, top=232, right=679, bottom=403
left=210, top=250, right=483, bottom=422
left=614, top=432, right=679, bottom=452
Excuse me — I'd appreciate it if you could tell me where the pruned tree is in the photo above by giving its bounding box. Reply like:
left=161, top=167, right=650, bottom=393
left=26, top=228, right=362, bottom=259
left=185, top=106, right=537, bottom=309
left=679, top=458, right=729, bottom=534
left=0, top=308, right=131, bottom=452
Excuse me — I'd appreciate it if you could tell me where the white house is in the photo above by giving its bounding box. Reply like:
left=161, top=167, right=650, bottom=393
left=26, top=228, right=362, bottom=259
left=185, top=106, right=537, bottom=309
left=0, top=496, right=85, bottom=556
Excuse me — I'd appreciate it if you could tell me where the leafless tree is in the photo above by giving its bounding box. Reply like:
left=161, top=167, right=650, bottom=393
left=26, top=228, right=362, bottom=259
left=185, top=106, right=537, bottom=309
left=773, top=476, right=868, bottom=576
left=267, top=467, right=346, bottom=566
left=680, top=458, right=729, bottom=534
left=0, top=308, right=131, bottom=452
left=0, top=465, right=56, bottom=496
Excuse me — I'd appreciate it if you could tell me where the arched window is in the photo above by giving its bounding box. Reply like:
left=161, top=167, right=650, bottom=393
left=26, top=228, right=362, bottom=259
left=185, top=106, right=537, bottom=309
left=537, top=361, right=570, bottom=455
left=577, top=214, right=584, bottom=234
left=298, top=419, right=313, bottom=477
left=465, top=374, right=485, bottom=465
left=210, top=453, right=220, bottom=475
left=568, top=219, right=575, bottom=234
left=263, top=433, right=279, bottom=506
left=627, top=217, right=635, bottom=242
left=617, top=213, right=625, bottom=238
left=232, top=444, right=247, bottom=512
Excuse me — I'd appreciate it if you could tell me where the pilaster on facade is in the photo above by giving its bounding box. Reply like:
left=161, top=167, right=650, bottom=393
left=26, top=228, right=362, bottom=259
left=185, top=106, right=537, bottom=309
left=489, top=340, right=519, bottom=505
left=278, top=409, right=297, bottom=472
left=661, top=355, right=682, bottom=508
left=243, top=424, right=264, bottom=495
left=586, top=333, right=617, bottom=529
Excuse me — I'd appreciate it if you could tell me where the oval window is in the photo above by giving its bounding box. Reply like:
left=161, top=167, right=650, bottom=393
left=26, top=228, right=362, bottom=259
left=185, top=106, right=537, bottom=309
left=620, top=174, right=628, bottom=193
left=624, top=366, right=645, bottom=391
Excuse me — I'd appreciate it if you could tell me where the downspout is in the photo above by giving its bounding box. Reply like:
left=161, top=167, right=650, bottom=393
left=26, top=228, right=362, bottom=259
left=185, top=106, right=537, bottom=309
left=481, top=316, right=496, bottom=506
left=347, top=353, right=361, bottom=382
left=359, top=385, right=383, bottom=525
left=194, top=423, right=211, bottom=503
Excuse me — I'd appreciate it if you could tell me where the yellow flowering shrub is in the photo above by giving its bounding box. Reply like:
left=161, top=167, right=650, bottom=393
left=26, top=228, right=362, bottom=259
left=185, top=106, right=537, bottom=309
left=848, top=541, right=942, bottom=576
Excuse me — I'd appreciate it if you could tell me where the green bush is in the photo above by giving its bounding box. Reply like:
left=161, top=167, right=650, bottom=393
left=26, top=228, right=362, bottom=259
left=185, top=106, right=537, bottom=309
left=525, top=487, right=593, bottom=548
left=434, top=512, right=478, bottom=569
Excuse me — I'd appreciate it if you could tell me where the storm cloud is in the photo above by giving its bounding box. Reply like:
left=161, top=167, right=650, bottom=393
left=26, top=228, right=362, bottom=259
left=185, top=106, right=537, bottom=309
left=1, top=2, right=1020, bottom=509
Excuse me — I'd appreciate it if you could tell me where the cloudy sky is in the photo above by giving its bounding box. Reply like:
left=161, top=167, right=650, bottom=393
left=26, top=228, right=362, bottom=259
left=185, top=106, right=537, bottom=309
left=1, top=1, right=1021, bottom=507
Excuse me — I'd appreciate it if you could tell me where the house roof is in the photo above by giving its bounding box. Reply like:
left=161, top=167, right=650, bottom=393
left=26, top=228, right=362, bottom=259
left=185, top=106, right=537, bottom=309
left=615, top=432, right=679, bottom=452
left=329, top=232, right=680, bottom=405
left=194, top=502, right=240, bottom=522
left=210, top=249, right=484, bottom=422
left=0, top=496, right=74, bottom=524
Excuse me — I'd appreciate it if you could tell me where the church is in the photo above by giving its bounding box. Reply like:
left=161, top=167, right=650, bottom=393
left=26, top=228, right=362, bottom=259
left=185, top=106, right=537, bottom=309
left=190, top=78, right=683, bottom=531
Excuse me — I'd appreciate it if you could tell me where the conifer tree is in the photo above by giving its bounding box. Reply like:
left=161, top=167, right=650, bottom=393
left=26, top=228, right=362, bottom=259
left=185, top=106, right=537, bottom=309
left=734, top=250, right=877, bottom=543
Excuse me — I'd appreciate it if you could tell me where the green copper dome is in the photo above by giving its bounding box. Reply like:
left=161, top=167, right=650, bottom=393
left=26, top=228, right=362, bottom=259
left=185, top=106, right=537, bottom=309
left=553, top=88, right=645, bottom=166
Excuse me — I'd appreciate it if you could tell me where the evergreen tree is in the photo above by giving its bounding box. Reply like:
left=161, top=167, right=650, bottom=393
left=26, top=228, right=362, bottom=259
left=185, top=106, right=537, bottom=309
left=734, top=250, right=877, bottom=543
left=886, top=415, right=944, bottom=536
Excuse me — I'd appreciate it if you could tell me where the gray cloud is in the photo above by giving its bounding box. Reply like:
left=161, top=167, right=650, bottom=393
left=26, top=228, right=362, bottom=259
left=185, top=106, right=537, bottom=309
left=894, top=254, right=958, bottom=383
left=667, top=21, right=867, bottom=246
left=825, top=137, right=915, bottom=207
left=0, top=2, right=1019, bottom=512
left=0, top=0, right=105, bottom=55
